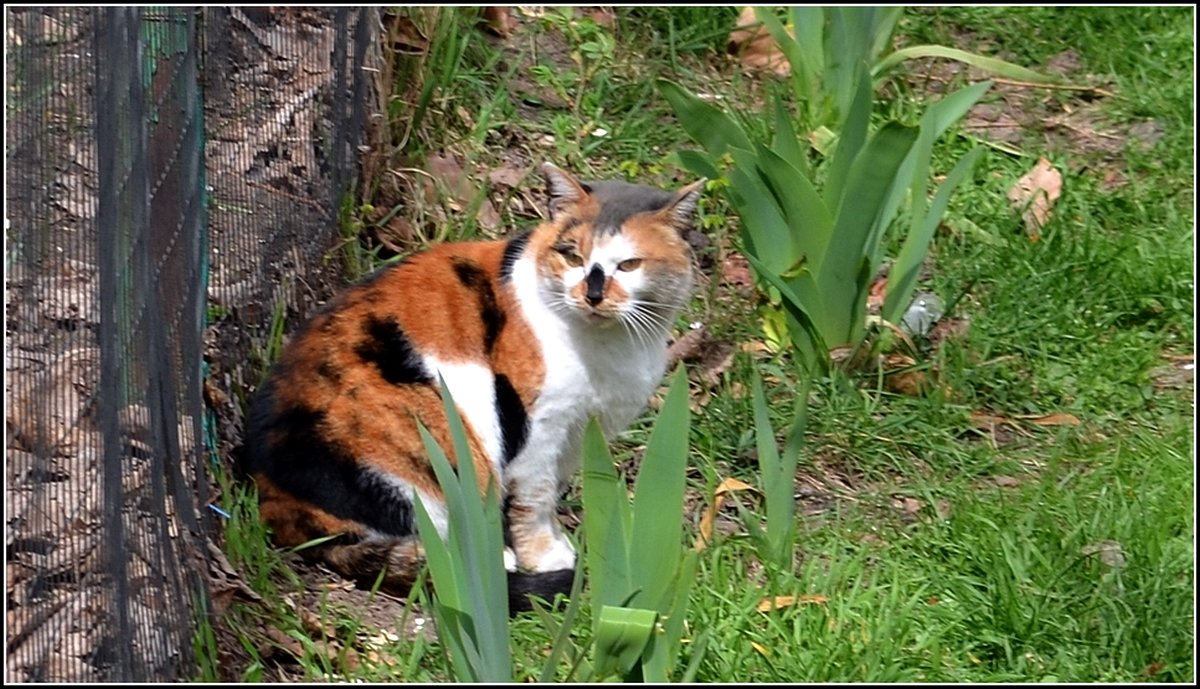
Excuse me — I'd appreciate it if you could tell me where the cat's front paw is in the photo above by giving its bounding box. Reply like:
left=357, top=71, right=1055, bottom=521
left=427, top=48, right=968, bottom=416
left=527, top=533, right=576, bottom=573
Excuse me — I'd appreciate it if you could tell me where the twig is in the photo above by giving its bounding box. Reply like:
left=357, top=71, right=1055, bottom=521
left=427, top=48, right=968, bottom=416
left=990, top=77, right=1116, bottom=99
left=917, top=71, right=1116, bottom=99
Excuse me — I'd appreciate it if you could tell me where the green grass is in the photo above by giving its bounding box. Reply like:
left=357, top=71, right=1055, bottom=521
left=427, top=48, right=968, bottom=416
left=206, top=6, right=1193, bottom=683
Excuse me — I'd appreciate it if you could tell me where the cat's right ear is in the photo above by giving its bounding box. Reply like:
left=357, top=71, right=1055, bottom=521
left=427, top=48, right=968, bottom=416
left=542, top=163, right=590, bottom=220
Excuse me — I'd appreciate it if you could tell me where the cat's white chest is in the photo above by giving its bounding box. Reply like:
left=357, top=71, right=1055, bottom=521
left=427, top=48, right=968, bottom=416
left=507, top=261, right=668, bottom=485
left=541, top=318, right=664, bottom=438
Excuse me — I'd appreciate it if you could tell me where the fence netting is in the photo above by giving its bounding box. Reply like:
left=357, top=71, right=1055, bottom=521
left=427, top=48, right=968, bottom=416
left=5, top=7, right=377, bottom=681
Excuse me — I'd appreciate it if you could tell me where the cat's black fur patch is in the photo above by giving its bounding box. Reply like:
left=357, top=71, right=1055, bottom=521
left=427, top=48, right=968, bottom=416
left=452, top=257, right=506, bottom=355
left=588, top=181, right=674, bottom=235
left=245, top=396, right=416, bottom=537
left=507, top=569, right=577, bottom=614
left=316, top=360, right=342, bottom=383
left=494, top=374, right=528, bottom=465
left=356, top=315, right=431, bottom=385
left=500, top=232, right=531, bottom=283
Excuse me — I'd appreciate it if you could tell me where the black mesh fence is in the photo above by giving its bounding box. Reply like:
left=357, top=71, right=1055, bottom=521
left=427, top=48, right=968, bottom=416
left=5, top=7, right=378, bottom=681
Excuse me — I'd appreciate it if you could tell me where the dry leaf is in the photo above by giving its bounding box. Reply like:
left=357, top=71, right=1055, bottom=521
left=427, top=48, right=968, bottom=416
left=865, top=272, right=889, bottom=314
left=1007, top=157, right=1062, bottom=240
left=487, top=162, right=526, bottom=189
left=728, top=7, right=791, bottom=76
left=1099, top=168, right=1127, bottom=192
left=666, top=327, right=707, bottom=371
left=476, top=198, right=501, bottom=233
left=1081, top=540, right=1127, bottom=568
left=587, top=8, right=615, bottom=27
left=384, top=13, right=428, bottom=54
left=695, top=477, right=758, bottom=551
left=720, top=251, right=754, bottom=290
left=1021, top=412, right=1081, bottom=427
left=1128, top=119, right=1165, bottom=152
left=750, top=641, right=771, bottom=657
left=261, top=627, right=305, bottom=661
left=927, top=317, right=970, bottom=349
left=1150, top=353, right=1194, bottom=391
left=756, top=593, right=827, bottom=612
left=882, top=353, right=931, bottom=396
left=481, top=7, right=514, bottom=37
left=992, top=475, right=1021, bottom=488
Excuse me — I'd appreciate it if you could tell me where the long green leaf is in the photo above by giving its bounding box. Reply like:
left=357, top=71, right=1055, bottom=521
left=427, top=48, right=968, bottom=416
left=675, top=149, right=720, bottom=182
left=788, top=5, right=827, bottom=125
left=925, top=80, right=994, bottom=139
left=727, top=162, right=797, bottom=275
left=754, top=8, right=805, bottom=84
left=751, top=144, right=832, bottom=270
left=827, top=7, right=876, bottom=119
left=824, top=62, right=873, bottom=209
left=751, top=369, right=795, bottom=567
left=873, top=44, right=1056, bottom=84
left=869, top=7, right=905, bottom=61
left=876, top=80, right=993, bottom=254
left=820, top=121, right=919, bottom=345
left=434, top=381, right=509, bottom=673
left=410, top=469, right=459, bottom=610
left=581, top=417, right=631, bottom=612
left=535, top=565, right=588, bottom=683
left=884, top=146, right=984, bottom=322
left=743, top=251, right=829, bottom=364
left=641, top=548, right=698, bottom=681
left=771, top=93, right=809, bottom=179
left=629, top=366, right=690, bottom=612
left=593, top=606, right=658, bottom=680
left=658, top=78, right=753, bottom=158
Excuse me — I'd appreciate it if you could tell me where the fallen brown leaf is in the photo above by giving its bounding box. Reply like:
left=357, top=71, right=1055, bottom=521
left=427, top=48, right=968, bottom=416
left=927, top=317, right=970, bottom=349
left=1021, top=412, right=1081, bottom=427
left=865, top=273, right=889, bottom=314
left=666, top=327, right=707, bottom=371
left=1007, top=157, right=1062, bottom=240
left=261, top=627, right=305, bottom=662
left=756, top=593, right=827, bottom=612
left=426, top=152, right=469, bottom=204
left=1081, top=540, right=1127, bottom=568
left=727, top=7, right=791, bottom=77
left=1099, top=168, right=1127, bottom=192
left=1150, top=353, right=1194, bottom=391
left=882, top=353, right=932, bottom=397
left=586, top=8, right=615, bottom=28
left=476, top=198, right=501, bottom=233
left=720, top=251, right=754, bottom=290
left=1128, top=119, right=1165, bottom=152
left=383, top=13, right=428, bottom=54
left=480, top=7, right=514, bottom=37
left=695, top=477, right=758, bottom=551
left=992, top=475, right=1021, bottom=488
left=487, top=162, right=526, bottom=189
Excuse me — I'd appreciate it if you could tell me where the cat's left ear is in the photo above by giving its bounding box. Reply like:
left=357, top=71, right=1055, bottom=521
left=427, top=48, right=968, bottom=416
left=661, top=178, right=708, bottom=234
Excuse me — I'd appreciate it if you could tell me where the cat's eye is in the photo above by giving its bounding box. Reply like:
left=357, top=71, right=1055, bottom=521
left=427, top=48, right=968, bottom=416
left=554, top=245, right=585, bottom=267
left=617, top=258, right=643, bottom=272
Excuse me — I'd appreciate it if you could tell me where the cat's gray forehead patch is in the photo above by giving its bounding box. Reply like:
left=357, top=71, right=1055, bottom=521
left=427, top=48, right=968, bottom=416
left=584, top=180, right=674, bottom=235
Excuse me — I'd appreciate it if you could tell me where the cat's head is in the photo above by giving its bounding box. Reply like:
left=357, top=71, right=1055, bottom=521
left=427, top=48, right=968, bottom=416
left=531, top=163, right=706, bottom=335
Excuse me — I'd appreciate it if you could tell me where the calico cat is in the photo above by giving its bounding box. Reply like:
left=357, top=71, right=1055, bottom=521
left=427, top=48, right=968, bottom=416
left=242, top=163, right=704, bottom=611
